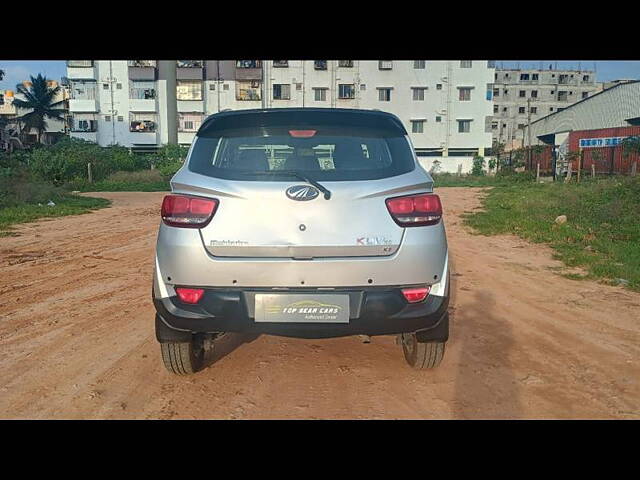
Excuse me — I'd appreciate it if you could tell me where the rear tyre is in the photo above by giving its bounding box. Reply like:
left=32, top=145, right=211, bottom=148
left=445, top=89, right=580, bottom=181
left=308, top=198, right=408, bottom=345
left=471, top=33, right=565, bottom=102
left=401, top=333, right=445, bottom=370
left=160, top=335, right=205, bottom=375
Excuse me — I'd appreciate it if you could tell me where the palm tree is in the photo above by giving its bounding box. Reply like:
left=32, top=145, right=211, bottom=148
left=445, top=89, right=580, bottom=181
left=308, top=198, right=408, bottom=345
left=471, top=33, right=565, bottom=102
left=12, top=74, right=66, bottom=144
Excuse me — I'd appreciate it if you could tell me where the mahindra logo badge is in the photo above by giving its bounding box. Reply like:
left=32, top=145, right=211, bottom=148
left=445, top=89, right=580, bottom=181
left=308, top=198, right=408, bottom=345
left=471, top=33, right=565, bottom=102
left=286, top=185, right=319, bottom=201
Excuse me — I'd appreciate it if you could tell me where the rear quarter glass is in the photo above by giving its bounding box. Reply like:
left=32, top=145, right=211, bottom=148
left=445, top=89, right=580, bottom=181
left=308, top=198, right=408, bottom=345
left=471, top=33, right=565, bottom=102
left=188, top=114, right=416, bottom=182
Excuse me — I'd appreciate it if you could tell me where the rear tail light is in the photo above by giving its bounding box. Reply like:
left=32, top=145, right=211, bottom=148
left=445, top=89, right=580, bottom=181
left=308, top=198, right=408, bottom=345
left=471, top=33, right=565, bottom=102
left=386, top=193, right=442, bottom=227
left=289, top=129, right=317, bottom=138
left=175, top=287, right=205, bottom=304
left=161, top=194, right=218, bottom=228
left=401, top=286, right=430, bottom=303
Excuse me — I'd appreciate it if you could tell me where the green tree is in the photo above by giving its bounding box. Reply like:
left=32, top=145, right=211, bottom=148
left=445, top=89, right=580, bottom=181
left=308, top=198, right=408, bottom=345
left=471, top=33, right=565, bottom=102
left=11, top=74, right=66, bottom=144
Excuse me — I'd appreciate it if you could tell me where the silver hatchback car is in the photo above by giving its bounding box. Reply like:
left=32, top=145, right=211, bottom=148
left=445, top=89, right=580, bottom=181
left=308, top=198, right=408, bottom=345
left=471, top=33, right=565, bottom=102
left=153, top=108, right=449, bottom=375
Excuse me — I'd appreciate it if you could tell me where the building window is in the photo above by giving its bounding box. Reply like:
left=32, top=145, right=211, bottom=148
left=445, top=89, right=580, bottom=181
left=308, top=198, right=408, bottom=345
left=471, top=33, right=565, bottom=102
left=520, top=73, right=530, bottom=81
left=360, top=84, right=366, bottom=91
left=457, top=120, right=471, bottom=133
left=582, top=92, right=589, bottom=99
left=503, top=107, right=507, bottom=112
left=460, top=60, right=472, bottom=68
left=103, top=83, right=109, bottom=90
left=436, top=84, right=442, bottom=90
left=531, top=90, right=538, bottom=98
left=272, top=60, right=289, bottom=68
left=176, top=80, right=203, bottom=100
left=493, top=105, right=499, bottom=113
left=313, top=88, right=327, bottom=101
left=130, top=113, right=157, bottom=132
left=104, top=115, right=111, bottom=122
left=338, top=60, right=353, bottom=68
left=117, top=116, right=123, bottom=122
left=236, top=80, right=262, bottom=101
left=130, top=80, right=156, bottom=100
left=532, top=73, right=539, bottom=81
left=223, top=84, right=229, bottom=91
left=209, top=84, right=216, bottom=91
left=379, top=60, right=393, bottom=70
left=558, top=91, right=568, bottom=101
left=338, top=84, right=355, bottom=99
left=116, top=83, right=122, bottom=90
left=559, top=74, right=569, bottom=84
left=493, top=88, right=499, bottom=97
left=491, top=122, right=498, bottom=130
left=519, top=107, right=526, bottom=114
left=378, top=88, right=392, bottom=101
left=519, top=90, right=526, bottom=97
left=414, top=60, right=426, bottom=69
left=178, top=113, right=204, bottom=132
left=71, top=115, right=98, bottom=132
left=504, top=89, right=509, bottom=95
left=411, top=120, right=425, bottom=134
left=314, top=60, right=327, bottom=70
left=517, top=124, right=525, bottom=130
left=583, top=75, right=590, bottom=82
left=530, top=107, right=537, bottom=114
left=459, top=87, right=472, bottom=101
left=273, top=84, right=291, bottom=100
left=236, top=60, right=262, bottom=69
left=436, top=116, right=442, bottom=122
left=550, top=107, right=554, bottom=112
left=412, top=87, right=426, bottom=101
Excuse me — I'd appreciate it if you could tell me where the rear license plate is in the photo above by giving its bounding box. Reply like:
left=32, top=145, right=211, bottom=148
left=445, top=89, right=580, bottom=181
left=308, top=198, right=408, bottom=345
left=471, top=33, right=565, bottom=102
left=254, top=294, right=350, bottom=323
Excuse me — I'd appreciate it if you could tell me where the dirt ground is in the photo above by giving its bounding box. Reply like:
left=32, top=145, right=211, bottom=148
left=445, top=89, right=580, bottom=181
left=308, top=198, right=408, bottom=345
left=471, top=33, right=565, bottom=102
left=0, top=188, right=638, bottom=419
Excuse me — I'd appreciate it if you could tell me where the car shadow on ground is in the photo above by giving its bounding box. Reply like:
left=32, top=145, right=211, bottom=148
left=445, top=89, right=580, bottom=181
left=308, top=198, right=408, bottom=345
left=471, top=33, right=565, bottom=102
left=448, top=260, right=522, bottom=419
left=201, top=332, right=261, bottom=370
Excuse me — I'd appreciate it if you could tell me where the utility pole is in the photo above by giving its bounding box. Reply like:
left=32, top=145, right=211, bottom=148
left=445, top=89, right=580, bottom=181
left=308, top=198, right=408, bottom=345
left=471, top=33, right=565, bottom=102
left=527, top=97, right=533, bottom=166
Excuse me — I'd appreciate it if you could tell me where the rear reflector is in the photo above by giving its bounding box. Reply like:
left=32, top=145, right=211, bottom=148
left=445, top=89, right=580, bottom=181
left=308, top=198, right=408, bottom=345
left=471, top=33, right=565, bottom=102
left=386, top=193, right=442, bottom=227
left=161, top=195, right=218, bottom=228
left=401, top=286, right=430, bottom=303
left=175, top=287, right=205, bottom=304
left=289, top=129, right=317, bottom=138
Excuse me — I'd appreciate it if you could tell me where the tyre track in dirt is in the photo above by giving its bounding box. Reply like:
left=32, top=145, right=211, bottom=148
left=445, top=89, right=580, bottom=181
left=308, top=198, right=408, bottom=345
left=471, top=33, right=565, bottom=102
left=0, top=189, right=638, bottom=419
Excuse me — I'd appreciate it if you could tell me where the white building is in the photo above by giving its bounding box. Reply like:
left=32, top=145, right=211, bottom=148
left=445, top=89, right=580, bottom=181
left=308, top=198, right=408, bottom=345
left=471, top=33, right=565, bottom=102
left=67, top=60, right=495, bottom=171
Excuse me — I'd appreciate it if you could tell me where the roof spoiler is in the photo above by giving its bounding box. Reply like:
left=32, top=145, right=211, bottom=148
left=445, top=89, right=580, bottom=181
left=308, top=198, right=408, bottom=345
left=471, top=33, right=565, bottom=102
left=197, top=108, right=407, bottom=137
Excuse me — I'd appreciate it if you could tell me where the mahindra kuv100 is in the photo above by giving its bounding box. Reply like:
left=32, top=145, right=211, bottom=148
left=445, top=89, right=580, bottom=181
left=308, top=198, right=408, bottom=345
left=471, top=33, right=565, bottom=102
left=153, top=108, right=450, bottom=375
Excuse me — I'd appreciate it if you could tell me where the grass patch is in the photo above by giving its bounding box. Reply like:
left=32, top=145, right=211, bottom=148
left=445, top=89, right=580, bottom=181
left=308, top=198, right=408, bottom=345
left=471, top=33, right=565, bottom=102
left=68, top=169, right=170, bottom=192
left=462, top=176, right=640, bottom=291
left=0, top=195, right=110, bottom=234
left=432, top=171, right=536, bottom=187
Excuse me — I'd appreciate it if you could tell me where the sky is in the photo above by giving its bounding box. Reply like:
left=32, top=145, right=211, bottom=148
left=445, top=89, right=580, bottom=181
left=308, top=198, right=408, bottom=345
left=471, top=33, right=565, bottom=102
left=1, top=60, right=640, bottom=90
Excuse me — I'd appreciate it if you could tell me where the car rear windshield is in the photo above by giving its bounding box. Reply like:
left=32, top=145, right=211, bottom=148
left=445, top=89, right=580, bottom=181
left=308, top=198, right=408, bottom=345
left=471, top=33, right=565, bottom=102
left=188, top=124, right=415, bottom=181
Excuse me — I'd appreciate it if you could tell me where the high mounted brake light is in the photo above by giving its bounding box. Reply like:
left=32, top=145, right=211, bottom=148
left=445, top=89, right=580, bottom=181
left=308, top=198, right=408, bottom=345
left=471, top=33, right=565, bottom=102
left=386, top=193, right=442, bottom=227
left=289, top=130, right=317, bottom=138
left=161, top=195, right=218, bottom=228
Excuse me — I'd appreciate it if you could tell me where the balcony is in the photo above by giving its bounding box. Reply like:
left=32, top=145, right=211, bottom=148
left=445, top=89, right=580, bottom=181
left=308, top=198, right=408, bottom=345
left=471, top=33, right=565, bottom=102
left=129, top=82, right=157, bottom=112
left=378, top=60, right=393, bottom=70
left=177, top=60, right=204, bottom=80
left=129, top=113, right=158, bottom=144
left=69, top=81, right=98, bottom=112
left=178, top=113, right=204, bottom=133
left=67, top=61, right=96, bottom=80
left=67, top=60, right=93, bottom=67
left=235, top=60, right=262, bottom=80
left=272, top=60, right=289, bottom=68
left=236, top=80, right=262, bottom=101
left=338, top=60, right=353, bottom=68
left=69, top=114, right=98, bottom=142
left=128, top=61, right=157, bottom=81
left=314, top=60, right=327, bottom=70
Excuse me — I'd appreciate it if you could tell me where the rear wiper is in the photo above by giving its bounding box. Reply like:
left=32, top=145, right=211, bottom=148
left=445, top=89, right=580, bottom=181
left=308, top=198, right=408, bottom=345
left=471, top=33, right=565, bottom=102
left=243, top=170, right=332, bottom=200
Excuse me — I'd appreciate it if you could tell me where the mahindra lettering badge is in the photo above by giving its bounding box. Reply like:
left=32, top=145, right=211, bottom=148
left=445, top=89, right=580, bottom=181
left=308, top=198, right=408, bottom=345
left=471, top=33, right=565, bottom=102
left=286, top=185, right=319, bottom=201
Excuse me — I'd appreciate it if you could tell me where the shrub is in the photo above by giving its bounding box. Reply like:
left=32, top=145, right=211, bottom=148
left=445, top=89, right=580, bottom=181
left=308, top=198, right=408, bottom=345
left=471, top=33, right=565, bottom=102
left=471, top=156, right=486, bottom=176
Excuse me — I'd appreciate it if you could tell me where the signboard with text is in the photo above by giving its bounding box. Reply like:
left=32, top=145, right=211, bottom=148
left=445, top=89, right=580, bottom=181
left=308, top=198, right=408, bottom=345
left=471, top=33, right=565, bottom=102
left=579, top=137, right=627, bottom=148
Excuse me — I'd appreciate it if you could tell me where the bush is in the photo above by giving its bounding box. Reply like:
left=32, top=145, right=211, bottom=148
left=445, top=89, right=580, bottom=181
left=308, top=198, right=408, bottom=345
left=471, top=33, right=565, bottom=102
left=27, top=138, right=151, bottom=185
left=471, top=156, right=486, bottom=176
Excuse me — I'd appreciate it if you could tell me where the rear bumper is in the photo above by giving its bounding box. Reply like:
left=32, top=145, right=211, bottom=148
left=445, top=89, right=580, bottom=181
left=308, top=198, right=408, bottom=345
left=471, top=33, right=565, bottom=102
left=154, top=287, right=449, bottom=341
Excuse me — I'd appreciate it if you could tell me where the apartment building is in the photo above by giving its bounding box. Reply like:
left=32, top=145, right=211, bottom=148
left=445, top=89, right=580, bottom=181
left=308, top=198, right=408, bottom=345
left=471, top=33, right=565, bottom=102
left=67, top=60, right=495, bottom=170
left=493, top=67, right=600, bottom=150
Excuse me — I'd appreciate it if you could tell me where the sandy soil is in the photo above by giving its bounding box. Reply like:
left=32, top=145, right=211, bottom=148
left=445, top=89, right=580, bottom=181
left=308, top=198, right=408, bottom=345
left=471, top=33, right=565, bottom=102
left=0, top=188, right=638, bottom=419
